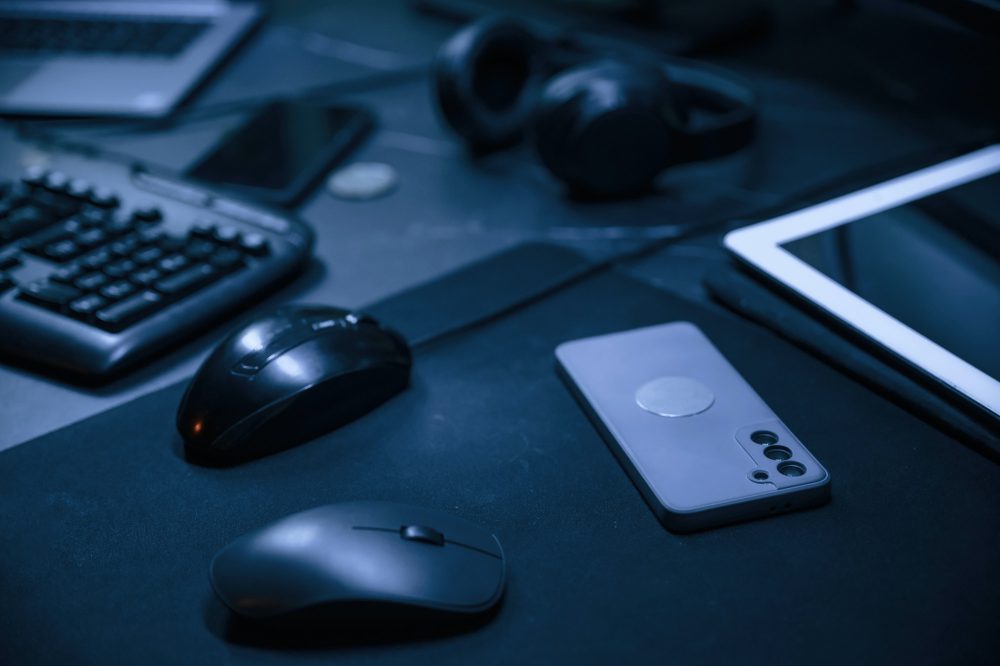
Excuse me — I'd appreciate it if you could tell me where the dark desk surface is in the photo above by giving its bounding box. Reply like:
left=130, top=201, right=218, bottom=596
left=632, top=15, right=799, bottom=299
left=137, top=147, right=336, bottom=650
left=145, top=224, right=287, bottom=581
left=2, top=2, right=999, bottom=664
left=4, top=0, right=993, bottom=451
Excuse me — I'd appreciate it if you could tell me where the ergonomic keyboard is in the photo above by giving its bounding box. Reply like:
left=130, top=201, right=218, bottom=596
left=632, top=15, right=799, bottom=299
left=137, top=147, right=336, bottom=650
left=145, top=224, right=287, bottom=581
left=0, top=17, right=210, bottom=57
left=0, top=154, right=313, bottom=377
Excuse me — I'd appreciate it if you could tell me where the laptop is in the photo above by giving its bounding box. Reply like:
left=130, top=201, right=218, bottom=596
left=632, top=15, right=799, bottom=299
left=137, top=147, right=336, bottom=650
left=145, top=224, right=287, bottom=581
left=0, top=1, right=264, bottom=118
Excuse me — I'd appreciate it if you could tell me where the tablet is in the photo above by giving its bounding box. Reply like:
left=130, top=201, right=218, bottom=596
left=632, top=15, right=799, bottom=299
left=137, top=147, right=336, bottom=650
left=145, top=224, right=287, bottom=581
left=724, top=144, right=1000, bottom=425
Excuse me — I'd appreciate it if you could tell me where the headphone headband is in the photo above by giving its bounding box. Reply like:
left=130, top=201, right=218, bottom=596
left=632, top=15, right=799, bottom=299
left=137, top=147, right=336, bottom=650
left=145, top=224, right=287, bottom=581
left=662, top=61, right=757, bottom=164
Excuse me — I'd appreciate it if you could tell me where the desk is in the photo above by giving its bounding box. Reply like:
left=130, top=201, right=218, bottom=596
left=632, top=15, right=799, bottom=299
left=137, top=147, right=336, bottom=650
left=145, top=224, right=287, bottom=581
left=1, top=4, right=997, bottom=662
left=3, top=0, right=989, bottom=451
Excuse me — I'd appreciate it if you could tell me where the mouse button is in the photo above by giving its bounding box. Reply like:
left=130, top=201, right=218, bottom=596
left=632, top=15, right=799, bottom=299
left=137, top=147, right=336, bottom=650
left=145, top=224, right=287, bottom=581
left=223, top=313, right=303, bottom=362
left=210, top=533, right=350, bottom=618
left=231, top=327, right=312, bottom=376
left=417, top=543, right=506, bottom=609
left=420, top=516, right=503, bottom=560
left=252, top=332, right=363, bottom=386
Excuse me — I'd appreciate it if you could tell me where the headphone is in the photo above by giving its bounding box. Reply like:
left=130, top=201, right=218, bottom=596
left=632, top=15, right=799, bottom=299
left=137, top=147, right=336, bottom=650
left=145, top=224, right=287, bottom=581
left=434, top=17, right=757, bottom=198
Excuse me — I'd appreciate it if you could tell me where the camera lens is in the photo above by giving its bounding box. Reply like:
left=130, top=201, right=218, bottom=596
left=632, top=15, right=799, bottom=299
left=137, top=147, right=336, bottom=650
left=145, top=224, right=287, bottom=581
left=764, top=445, right=792, bottom=461
left=778, top=461, right=807, bottom=477
left=750, top=470, right=769, bottom=482
left=751, top=430, right=778, bottom=445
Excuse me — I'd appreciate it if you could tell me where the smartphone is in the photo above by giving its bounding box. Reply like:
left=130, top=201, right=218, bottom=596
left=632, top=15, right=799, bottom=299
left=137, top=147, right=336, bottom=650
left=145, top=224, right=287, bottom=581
left=556, top=322, right=830, bottom=532
left=186, top=101, right=375, bottom=207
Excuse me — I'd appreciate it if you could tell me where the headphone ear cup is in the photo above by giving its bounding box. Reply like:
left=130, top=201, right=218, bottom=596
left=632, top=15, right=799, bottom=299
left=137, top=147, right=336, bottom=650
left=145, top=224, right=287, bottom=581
left=434, top=17, right=548, bottom=151
left=533, top=60, right=682, bottom=198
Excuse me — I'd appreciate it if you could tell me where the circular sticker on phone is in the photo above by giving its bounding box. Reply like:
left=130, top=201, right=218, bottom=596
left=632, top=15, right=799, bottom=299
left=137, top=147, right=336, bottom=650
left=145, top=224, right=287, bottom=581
left=635, top=376, right=715, bottom=418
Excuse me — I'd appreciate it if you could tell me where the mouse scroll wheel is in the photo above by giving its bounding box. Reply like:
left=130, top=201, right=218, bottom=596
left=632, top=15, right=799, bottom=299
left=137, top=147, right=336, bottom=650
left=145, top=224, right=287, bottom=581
left=400, top=525, right=445, bottom=546
left=345, top=312, right=378, bottom=326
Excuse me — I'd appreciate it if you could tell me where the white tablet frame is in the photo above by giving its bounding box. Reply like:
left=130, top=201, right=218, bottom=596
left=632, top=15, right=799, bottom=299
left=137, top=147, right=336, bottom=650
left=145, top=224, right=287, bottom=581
left=724, top=144, right=1000, bottom=421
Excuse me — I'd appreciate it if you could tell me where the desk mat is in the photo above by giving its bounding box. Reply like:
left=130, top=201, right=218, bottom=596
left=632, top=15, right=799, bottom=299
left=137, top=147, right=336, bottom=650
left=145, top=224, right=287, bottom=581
left=2, top=254, right=998, bottom=665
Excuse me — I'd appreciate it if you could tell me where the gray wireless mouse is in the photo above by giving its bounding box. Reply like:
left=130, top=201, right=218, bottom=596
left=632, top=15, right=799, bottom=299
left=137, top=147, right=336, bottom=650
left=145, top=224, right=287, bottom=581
left=209, top=501, right=506, bottom=621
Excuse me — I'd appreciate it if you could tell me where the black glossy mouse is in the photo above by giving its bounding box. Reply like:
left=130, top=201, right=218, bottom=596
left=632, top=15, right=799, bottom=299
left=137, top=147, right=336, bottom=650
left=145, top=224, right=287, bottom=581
left=210, top=501, right=506, bottom=621
left=177, top=305, right=412, bottom=463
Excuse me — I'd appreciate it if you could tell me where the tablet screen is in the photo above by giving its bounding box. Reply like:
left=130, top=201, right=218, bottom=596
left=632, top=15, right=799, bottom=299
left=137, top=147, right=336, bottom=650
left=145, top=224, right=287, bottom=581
left=781, top=172, right=1000, bottom=380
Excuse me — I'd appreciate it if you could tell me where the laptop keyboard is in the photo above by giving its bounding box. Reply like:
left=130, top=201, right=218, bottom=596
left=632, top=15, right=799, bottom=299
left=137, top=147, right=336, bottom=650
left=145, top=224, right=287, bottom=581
left=0, top=16, right=210, bottom=58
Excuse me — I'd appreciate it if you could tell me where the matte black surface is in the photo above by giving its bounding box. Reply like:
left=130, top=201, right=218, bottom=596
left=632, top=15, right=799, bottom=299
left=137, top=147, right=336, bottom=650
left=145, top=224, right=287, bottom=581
left=210, top=501, right=505, bottom=619
left=1, top=263, right=998, bottom=664
left=178, top=305, right=412, bottom=464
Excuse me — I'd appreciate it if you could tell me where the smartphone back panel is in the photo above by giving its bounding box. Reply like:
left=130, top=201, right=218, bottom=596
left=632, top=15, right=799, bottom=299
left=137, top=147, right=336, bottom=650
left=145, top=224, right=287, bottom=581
left=556, top=321, right=830, bottom=531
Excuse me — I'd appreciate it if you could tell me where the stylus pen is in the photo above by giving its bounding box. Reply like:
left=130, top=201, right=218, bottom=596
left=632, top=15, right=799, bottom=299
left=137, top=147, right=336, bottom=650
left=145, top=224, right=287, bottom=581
left=705, top=266, right=1000, bottom=463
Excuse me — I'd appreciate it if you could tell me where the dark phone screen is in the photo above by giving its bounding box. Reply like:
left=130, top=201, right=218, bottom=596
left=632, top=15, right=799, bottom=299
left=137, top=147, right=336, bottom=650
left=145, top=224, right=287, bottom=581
left=782, top=172, right=1000, bottom=380
left=187, top=102, right=368, bottom=192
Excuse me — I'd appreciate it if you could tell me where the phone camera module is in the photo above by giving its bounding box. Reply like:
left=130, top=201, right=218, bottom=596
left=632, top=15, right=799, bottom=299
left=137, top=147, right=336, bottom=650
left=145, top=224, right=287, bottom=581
left=764, top=445, right=792, bottom=461
left=778, top=461, right=807, bottom=477
left=750, top=430, right=778, bottom=445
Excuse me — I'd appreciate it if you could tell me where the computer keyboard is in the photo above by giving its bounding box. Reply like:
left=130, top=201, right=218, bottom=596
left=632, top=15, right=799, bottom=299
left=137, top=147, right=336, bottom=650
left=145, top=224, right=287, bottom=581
left=0, top=16, right=210, bottom=57
left=0, top=155, right=313, bottom=377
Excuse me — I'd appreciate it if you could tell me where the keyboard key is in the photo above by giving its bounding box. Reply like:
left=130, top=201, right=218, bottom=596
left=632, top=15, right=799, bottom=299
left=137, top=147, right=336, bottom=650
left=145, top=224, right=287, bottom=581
left=51, top=265, right=82, bottom=284
left=63, top=217, right=88, bottom=234
left=80, top=248, right=112, bottom=270
left=74, top=228, right=107, bottom=248
left=67, top=179, right=92, bottom=200
left=132, top=246, right=163, bottom=265
left=21, top=166, right=47, bottom=187
left=43, top=239, right=83, bottom=262
left=157, top=235, right=185, bottom=252
left=154, top=263, right=217, bottom=295
left=212, top=226, right=240, bottom=245
left=30, top=190, right=81, bottom=219
left=189, top=221, right=214, bottom=238
left=95, top=291, right=164, bottom=331
left=69, top=294, right=107, bottom=317
left=1, top=206, right=54, bottom=242
left=78, top=208, right=108, bottom=227
left=0, top=251, right=23, bottom=271
left=209, top=247, right=244, bottom=273
left=2, top=181, right=31, bottom=206
left=239, top=232, right=269, bottom=256
left=184, top=240, right=216, bottom=260
left=43, top=172, right=70, bottom=193
left=130, top=267, right=161, bottom=286
left=100, top=280, right=136, bottom=301
left=104, top=258, right=136, bottom=278
left=75, top=271, right=110, bottom=291
left=102, top=215, right=135, bottom=237
left=131, top=206, right=162, bottom=223
left=19, top=280, right=81, bottom=310
left=110, top=235, right=140, bottom=257
left=22, top=221, right=72, bottom=251
left=137, top=228, right=163, bottom=244
left=157, top=254, right=188, bottom=273
left=88, top=187, right=119, bottom=208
